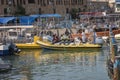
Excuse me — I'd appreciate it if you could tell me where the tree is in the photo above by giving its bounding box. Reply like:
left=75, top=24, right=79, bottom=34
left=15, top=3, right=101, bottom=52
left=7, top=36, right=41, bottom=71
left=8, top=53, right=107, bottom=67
left=14, top=5, right=26, bottom=16
left=69, top=8, right=79, bottom=19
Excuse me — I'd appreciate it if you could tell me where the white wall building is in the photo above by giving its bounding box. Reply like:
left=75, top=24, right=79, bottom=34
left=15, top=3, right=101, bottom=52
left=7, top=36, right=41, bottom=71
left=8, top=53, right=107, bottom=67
left=115, top=0, right=120, bottom=12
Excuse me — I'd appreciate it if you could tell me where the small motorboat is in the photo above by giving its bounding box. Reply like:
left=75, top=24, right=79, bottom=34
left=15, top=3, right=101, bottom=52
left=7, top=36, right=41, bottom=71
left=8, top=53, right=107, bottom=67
left=0, top=41, right=21, bottom=56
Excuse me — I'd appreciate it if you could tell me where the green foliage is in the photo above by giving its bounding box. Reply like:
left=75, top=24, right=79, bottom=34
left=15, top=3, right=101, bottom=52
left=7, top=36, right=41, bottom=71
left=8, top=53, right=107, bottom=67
left=69, top=8, right=79, bottom=19
left=14, top=5, right=26, bottom=16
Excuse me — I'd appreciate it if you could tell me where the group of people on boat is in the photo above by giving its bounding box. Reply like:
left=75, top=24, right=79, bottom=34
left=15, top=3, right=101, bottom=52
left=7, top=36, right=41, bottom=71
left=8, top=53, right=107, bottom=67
left=40, top=27, right=102, bottom=45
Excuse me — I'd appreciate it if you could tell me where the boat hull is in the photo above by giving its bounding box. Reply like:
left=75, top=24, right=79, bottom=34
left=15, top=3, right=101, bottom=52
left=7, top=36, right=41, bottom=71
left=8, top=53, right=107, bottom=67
left=15, top=36, right=41, bottom=49
left=16, top=43, right=40, bottom=49
left=0, top=50, right=9, bottom=56
left=42, top=46, right=101, bottom=51
left=0, top=44, right=9, bottom=56
left=37, top=40, right=102, bottom=51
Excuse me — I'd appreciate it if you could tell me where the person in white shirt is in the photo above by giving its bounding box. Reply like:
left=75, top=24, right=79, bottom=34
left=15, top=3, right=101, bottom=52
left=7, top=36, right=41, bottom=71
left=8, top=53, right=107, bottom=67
left=81, top=29, right=86, bottom=43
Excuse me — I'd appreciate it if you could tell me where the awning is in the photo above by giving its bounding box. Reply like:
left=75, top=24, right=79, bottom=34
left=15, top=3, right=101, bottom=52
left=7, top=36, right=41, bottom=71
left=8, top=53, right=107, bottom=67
left=19, top=16, right=37, bottom=25
left=0, top=17, right=15, bottom=24
left=30, top=14, right=40, bottom=17
left=40, top=14, right=61, bottom=18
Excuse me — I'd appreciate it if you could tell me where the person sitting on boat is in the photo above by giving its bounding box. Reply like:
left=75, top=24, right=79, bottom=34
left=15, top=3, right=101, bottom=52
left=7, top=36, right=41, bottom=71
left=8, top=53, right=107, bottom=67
left=65, top=29, right=70, bottom=36
left=52, top=34, right=59, bottom=44
left=60, top=34, right=69, bottom=45
left=74, top=37, right=81, bottom=45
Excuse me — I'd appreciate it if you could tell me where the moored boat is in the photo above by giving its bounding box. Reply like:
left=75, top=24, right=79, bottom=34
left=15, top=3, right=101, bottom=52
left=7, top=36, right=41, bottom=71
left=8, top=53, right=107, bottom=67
left=15, top=36, right=41, bottom=49
left=37, top=40, right=102, bottom=51
left=0, top=42, right=20, bottom=56
left=0, top=43, right=10, bottom=56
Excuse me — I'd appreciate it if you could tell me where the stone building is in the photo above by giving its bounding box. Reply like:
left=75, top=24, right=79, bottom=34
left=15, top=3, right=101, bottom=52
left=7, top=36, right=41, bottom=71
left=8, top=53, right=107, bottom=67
left=88, top=0, right=112, bottom=13
left=0, top=0, right=87, bottom=16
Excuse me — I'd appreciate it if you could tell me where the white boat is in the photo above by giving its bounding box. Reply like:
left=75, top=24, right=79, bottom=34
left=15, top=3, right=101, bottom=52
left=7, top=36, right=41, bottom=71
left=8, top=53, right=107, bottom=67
left=0, top=43, right=10, bottom=56
left=0, top=42, right=21, bottom=56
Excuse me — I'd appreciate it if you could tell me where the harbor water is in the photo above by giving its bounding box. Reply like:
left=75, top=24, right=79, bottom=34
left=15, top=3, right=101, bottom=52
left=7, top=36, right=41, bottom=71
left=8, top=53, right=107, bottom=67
left=0, top=48, right=110, bottom=80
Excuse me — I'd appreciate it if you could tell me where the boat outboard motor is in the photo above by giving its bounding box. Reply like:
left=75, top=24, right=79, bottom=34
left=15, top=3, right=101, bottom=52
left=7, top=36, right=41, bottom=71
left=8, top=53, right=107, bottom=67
left=9, top=42, right=21, bottom=55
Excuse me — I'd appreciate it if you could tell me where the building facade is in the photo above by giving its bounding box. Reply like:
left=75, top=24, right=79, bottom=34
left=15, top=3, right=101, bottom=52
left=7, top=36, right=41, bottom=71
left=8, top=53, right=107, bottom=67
left=88, top=0, right=115, bottom=13
left=0, top=0, right=87, bottom=16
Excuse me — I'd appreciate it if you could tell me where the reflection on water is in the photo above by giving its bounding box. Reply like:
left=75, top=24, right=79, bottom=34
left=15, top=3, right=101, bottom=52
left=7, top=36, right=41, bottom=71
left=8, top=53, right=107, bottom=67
left=0, top=49, right=110, bottom=80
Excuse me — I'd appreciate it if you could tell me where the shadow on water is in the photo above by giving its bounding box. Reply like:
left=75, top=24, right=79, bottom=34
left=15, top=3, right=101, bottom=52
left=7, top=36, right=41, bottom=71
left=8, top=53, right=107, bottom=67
left=41, top=48, right=102, bottom=54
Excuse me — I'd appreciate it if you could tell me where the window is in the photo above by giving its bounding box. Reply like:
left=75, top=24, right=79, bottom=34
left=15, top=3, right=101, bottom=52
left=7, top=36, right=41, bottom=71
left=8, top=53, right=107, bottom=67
left=23, top=0, right=25, bottom=5
left=40, top=0, right=46, bottom=6
left=38, top=0, right=40, bottom=4
left=78, top=0, right=81, bottom=5
left=116, top=4, right=120, bottom=8
left=6, top=0, right=8, bottom=5
left=28, top=0, right=35, bottom=3
left=78, top=8, right=81, bottom=12
left=53, top=8, right=56, bottom=14
left=20, top=0, right=22, bottom=4
left=13, top=0, right=15, bottom=6
left=56, top=0, right=62, bottom=5
left=16, top=0, right=19, bottom=5
left=4, top=8, right=7, bottom=14
left=66, top=8, right=69, bottom=13
left=1, top=0, right=4, bottom=5
left=39, top=8, right=41, bottom=14
left=64, top=0, right=70, bottom=5
left=47, top=0, right=49, bottom=5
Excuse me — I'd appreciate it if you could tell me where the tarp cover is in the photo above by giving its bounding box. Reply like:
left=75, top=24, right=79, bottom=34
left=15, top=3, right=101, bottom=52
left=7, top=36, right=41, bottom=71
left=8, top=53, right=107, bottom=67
left=30, top=14, right=40, bottom=17
left=19, top=16, right=37, bottom=25
left=40, top=14, right=61, bottom=18
left=0, top=17, right=15, bottom=24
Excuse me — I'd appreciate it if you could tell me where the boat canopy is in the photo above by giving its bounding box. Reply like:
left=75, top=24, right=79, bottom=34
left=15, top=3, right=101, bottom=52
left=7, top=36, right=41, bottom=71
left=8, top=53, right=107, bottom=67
left=19, top=16, right=37, bottom=25
left=0, top=17, right=15, bottom=24
left=0, top=14, right=61, bottom=25
left=30, top=14, right=40, bottom=17
left=40, top=14, right=61, bottom=18
left=30, top=14, right=62, bottom=18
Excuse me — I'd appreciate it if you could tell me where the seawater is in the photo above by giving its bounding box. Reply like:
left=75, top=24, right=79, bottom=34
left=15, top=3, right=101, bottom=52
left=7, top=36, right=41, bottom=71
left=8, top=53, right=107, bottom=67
left=0, top=48, right=110, bottom=80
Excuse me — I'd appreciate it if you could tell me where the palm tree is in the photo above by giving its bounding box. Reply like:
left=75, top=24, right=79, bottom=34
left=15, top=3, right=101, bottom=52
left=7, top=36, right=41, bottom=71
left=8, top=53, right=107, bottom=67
left=69, top=8, right=79, bottom=19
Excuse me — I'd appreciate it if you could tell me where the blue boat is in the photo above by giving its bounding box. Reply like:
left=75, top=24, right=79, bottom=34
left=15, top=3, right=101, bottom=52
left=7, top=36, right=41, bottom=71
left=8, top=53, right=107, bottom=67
left=0, top=43, right=10, bottom=56
left=0, top=42, right=21, bottom=56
